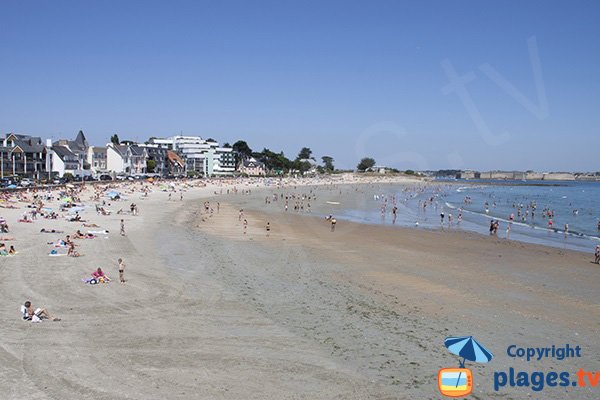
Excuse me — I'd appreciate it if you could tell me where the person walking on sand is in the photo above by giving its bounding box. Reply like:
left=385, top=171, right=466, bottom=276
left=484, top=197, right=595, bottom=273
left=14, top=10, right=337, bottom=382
left=120, top=219, right=125, bottom=236
left=266, top=222, right=271, bottom=237
left=118, top=258, right=126, bottom=283
left=330, top=217, right=337, bottom=232
left=243, top=219, right=248, bottom=234
left=595, top=245, right=600, bottom=264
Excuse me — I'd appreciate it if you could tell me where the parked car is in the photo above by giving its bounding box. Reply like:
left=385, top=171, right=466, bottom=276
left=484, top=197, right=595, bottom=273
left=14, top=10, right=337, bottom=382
left=83, top=175, right=97, bottom=182
left=99, top=174, right=113, bottom=181
left=20, top=178, right=34, bottom=187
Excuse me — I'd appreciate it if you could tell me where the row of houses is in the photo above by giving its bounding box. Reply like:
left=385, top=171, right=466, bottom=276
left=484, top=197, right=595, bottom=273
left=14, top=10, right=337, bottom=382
left=1, top=132, right=266, bottom=179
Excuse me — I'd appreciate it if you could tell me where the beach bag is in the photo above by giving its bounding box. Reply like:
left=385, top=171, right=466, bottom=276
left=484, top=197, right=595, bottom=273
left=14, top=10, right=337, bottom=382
left=89, top=279, right=98, bottom=285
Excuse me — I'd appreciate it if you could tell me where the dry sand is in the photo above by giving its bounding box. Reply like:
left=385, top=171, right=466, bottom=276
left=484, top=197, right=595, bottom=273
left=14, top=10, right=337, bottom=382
left=1, top=180, right=598, bottom=399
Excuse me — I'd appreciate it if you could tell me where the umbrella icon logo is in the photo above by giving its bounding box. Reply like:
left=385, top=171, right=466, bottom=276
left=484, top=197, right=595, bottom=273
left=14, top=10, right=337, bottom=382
left=438, top=336, right=494, bottom=397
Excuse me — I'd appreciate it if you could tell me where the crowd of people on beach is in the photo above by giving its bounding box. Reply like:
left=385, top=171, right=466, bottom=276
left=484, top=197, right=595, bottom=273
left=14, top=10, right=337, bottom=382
left=0, top=179, right=166, bottom=323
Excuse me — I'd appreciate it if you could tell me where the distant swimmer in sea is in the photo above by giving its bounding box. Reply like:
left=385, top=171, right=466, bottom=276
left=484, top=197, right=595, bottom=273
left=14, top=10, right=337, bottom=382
left=440, top=212, right=445, bottom=224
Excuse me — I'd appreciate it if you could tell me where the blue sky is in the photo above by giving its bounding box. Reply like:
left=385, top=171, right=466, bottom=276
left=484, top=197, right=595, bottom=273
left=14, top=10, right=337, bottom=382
left=1, top=0, right=599, bottom=171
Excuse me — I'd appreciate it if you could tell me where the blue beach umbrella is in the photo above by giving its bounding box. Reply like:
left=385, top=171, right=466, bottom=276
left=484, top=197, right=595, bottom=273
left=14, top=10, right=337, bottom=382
left=445, top=336, right=493, bottom=388
left=106, top=190, right=120, bottom=199
left=445, top=336, right=493, bottom=367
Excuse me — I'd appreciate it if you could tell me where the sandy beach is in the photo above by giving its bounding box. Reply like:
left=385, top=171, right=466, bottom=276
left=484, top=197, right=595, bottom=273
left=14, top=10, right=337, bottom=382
left=1, top=178, right=598, bottom=399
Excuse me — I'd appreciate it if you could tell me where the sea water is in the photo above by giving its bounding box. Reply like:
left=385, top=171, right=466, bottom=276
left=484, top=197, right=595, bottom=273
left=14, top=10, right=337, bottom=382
left=332, top=180, right=600, bottom=253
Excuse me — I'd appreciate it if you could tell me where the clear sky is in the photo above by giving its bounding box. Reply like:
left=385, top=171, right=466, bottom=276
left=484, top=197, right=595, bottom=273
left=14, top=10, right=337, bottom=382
left=1, top=0, right=598, bottom=171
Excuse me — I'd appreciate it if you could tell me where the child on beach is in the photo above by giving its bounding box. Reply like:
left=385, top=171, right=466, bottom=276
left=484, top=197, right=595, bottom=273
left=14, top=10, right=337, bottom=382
left=118, top=258, right=126, bottom=283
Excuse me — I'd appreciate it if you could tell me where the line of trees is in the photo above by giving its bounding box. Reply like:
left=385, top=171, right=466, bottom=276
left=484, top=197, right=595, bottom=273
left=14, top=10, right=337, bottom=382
left=231, top=141, right=336, bottom=175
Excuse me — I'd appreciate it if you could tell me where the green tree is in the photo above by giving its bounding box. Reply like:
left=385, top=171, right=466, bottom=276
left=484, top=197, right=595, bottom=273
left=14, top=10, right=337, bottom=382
left=356, top=157, right=376, bottom=172
left=232, top=140, right=253, bottom=158
left=293, top=159, right=312, bottom=174
left=110, top=134, right=120, bottom=145
left=62, top=172, right=74, bottom=182
left=223, top=142, right=232, bottom=148
left=254, top=148, right=292, bottom=173
left=321, top=156, right=334, bottom=172
left=147, top=159, right=156, bottom=173
left=297, top=147, right=313, bottom=160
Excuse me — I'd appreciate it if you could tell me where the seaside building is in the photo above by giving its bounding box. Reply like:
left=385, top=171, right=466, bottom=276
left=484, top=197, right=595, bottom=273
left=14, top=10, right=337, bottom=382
left=106, top=143, right=148, bottom=175
left=53, top=131, right=90, bottom=172
left=1, top=133, right=49, bottom=179
left=86, top=146, right=108, bottom=176
left=166, top=150, right=185, bottom=175
left=51, top=146, right=80, bottom=177
left=140, top=144, right=168, bottom=176
left=148, top=136, right=235, bottom=176
left=238, top=157, right=266, bottom=176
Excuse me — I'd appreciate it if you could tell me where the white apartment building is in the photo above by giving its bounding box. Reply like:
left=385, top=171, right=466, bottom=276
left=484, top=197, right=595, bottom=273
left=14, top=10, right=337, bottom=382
left=149, top=136, right=235, bottom=176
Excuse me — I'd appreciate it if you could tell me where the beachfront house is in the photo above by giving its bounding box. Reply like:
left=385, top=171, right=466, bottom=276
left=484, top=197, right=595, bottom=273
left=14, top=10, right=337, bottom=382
left=51, top=145, right=79, bottom=177
left=129, top=145, right=148, bottom=175
left=140, top=144, right=168, bottom=176
left=106, top=143, right=148, bottom=175
left=106, top=144, right=130, bottom=174
left=86, top=146, right=108, bottom=176
left=238, top=158, right=266, bottom=176
left=1, top=133, right=49, bottom=179
left=166, top=150, right=185, bottom=175
left=53, top=130, right=90, bottom=171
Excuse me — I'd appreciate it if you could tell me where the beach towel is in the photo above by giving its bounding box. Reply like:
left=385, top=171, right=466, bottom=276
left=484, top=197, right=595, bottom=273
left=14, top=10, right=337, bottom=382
left=88, top=230, right=109, bottom=235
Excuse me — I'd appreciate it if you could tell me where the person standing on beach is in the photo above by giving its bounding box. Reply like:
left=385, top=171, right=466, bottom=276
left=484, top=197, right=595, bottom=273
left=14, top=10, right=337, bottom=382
left=118, top=258, right=126, bottom=283
left=243, top=219, right=248, bottom=234
left=120, top=219, right=125, bottom=236
left=330, top=217, right=337, bottom=232
left=595, top=245, right=600, bottom=264
left=266, top=222, right=271, bottom=237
